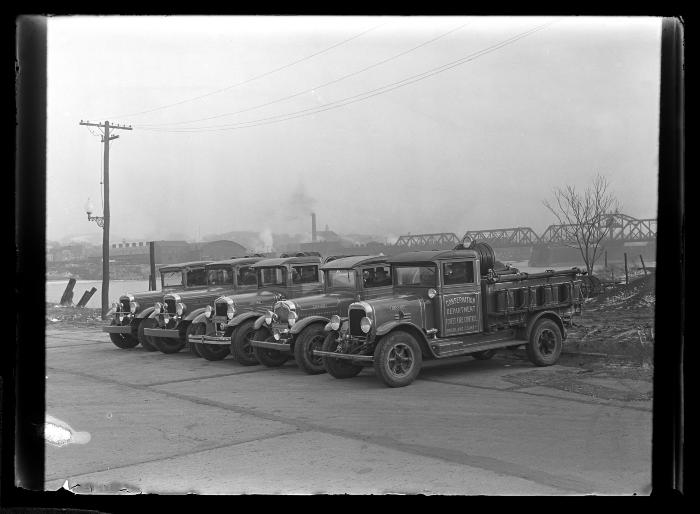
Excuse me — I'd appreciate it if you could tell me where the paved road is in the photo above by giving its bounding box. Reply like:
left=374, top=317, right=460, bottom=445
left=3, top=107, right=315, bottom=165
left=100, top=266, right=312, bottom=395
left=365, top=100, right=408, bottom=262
left=45, top=328, right=652, bottom=495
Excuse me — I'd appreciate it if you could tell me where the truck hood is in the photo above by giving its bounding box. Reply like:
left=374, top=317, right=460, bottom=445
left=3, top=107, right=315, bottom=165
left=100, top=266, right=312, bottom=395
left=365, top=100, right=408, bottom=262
left=353, top=292, right=427, bottom=328
left=281, top=292, right=356, bottom=320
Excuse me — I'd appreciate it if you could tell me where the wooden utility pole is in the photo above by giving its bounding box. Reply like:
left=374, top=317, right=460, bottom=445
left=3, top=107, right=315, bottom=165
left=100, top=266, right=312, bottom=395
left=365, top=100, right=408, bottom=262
left=79, top=120, right=133, bottom=319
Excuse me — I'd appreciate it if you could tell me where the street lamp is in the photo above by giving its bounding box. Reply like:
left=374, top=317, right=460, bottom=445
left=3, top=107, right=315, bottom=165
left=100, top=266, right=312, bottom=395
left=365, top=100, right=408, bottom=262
left=85, top=197, right=104, bottom=228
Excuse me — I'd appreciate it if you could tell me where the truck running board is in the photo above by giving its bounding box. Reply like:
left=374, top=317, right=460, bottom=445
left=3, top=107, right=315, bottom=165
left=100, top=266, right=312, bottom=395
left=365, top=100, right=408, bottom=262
left=430, top=330, right=525, bottom=358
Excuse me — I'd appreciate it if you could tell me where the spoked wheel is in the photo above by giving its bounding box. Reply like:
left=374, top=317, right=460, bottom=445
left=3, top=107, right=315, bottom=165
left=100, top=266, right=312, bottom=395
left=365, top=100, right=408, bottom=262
left=526, top=319, right=562, bottom=366
left=185, top=322, right=208, bottom=358
left=293, top=324, right=327, bottom=375
left=108, top=320, right=139, bottom=349
left=152, top=321, right=187, bottom=354
left=321, top=333, right=362, bottom=379
left=251, top=328, right=290, bottom=367
left=230, top=319, right=259, bottom=366
left=137, top=317, right=159, bottom=351
left=373, top=330, right=422, bottom=388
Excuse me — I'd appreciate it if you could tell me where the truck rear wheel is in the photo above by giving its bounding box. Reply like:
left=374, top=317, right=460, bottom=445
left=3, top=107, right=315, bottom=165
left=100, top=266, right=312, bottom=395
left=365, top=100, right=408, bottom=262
left=230, top=319, right=259, bottom=366
left=527, top=318, right=562, bottom=366
left=137, top=318, right=158, bottom=352
left=293, top=324, right=327, bottom=375
left=373, top=330, right=422, bottom=388
left=108, top=320, right=139, bottom=349
left=321, top=333, right=362, bottom=379
left=251, top=328, right=290, bottom=367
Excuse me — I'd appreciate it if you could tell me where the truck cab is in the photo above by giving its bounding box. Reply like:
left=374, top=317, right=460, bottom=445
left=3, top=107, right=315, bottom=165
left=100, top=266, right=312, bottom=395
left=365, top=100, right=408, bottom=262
left=190, top=254, right=324, bottom=365
left=102, top=260, right=212, bottom=350
left=315, top=243, right=583, bottom=387
left=142, top=257, right=264, bottom=354
left=249, top=255, right=393, bottom=374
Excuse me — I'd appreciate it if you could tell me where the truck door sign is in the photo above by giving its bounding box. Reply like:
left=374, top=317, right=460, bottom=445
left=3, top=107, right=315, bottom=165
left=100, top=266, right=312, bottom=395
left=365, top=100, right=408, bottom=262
left=442, top=293, right=480, bottom=336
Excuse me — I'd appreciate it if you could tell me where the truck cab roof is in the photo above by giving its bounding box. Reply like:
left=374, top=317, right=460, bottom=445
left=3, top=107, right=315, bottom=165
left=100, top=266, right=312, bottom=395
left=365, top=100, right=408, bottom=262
left=204, top=257, right=265, bottom=268
left=158, top=260, right=213, bottom=272
left=320, top=255, right=387, bottom=270
left=251, top=255, right=322, bottom=267
left=387, top=249, right=479, bottom=264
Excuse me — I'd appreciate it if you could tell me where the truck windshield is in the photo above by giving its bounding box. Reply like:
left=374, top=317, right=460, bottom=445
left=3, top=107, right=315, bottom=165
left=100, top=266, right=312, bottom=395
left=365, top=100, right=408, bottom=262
left=206, top=267, right=234, bottom=286
left=187, top=267, right=207, bottom=287
left=326, top=269, right=356, bottom=289
left=161, top=271, right=183, bottom=288
left=393, top=265, right=437, bottom=287
left=259, top=267, right=288, bottom=286
left=237, top=266, right=257, bottom=286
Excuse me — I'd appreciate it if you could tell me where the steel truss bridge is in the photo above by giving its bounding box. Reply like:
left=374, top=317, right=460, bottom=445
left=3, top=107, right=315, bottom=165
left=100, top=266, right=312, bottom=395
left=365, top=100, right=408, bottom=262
left=394, top=214, right=657, bottom=249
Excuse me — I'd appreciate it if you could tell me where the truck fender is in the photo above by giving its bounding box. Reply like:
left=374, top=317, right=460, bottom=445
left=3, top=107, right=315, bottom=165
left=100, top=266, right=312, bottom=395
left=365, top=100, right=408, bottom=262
left=184, top=307, right=207, bottom=323
left=227, top=312, right=262, bottom=329
left=524, top=310, right=566, bottom=341
left=136, top=306, right=156, bottom=320
left=253, top=315, right=267, bottom=331
left=375, top=321, right=435, bottom=359
left=290, top=316, right=329, bottom=335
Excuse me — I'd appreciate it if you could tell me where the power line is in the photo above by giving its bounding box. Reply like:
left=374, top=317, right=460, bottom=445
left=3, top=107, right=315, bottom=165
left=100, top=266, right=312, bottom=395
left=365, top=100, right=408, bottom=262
left=136, top=22, right=469, bottom=128
left=139, top=20, right=556, bottom=134
left=102, top=22, right=386, bottom=121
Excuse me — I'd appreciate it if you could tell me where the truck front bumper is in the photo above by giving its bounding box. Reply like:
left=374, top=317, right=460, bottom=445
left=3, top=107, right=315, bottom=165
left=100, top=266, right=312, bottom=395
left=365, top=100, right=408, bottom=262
left=312, top=350, right=373, bottom=362
left=102, top=324, right=133, bottom=334
left=143, top=327, right=180, bottom=339
left=250, top=339, right=292, bottom=352
left=194, top=335, right=231, bottom=346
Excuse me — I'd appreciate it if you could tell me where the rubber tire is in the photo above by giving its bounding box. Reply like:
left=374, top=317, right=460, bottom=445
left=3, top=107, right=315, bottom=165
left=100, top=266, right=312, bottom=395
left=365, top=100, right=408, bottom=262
left=230, top=319, right=260, bottom=366
left=185, top=322, right=211, bottom=358
left=153, top=321, right=188, bottom=354
left=251, top=328, right=290, bottom=367
left=293, top=323, right=327, bottom=375
left=373, top=330, right=422, bottom=388
left=472, top=349, right=496, bottom=360
left=526, top=319, right=563, bottom=366
left=108, top=320, right=139, bottom=349
left=137, top=318, right=159, bottom=352
left=321, top=332, right=363, bottom=379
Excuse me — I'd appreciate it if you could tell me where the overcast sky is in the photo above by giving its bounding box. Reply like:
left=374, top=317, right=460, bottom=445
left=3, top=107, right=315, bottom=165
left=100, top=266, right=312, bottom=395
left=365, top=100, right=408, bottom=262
left=46, top=16, right=661, bottom=246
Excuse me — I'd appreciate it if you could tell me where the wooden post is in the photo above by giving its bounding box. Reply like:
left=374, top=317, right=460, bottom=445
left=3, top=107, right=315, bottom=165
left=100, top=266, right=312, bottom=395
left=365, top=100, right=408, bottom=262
left=640, top=254, right=648, bottom=275
left=76, top=287, right=97, bottom=308
left=604, top=250, right=608, bottom=270
left=624, top=252, right=629, bottom=285
left=149, top=241, right=157, bottom=290
left=59, top=278, right=76, bottom=306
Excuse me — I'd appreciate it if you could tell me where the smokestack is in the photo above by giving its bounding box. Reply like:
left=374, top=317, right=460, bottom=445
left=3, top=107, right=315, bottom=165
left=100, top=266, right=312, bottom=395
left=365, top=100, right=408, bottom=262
left=311, top=212, right=317, bottom=242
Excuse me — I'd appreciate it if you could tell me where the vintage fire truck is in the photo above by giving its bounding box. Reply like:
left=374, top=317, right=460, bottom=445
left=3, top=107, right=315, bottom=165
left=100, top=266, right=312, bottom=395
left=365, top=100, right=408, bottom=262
left=315, top=242, right=584, bottom=387
left=142, top=257, right=265, bottom=354
left=103, top=260, right=212, bottom=350
left=187, top=254, right=324, bottom=364
left=248, top=255, right=393, bottom=374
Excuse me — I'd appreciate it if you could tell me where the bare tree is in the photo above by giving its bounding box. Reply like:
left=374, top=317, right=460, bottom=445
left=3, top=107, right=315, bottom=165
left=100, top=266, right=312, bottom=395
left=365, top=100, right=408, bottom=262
left=543, top=175, right=621, bottom=276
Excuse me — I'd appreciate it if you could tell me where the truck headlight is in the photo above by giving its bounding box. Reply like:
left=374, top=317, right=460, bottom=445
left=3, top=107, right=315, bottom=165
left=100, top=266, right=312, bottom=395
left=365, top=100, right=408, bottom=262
left=130, top=301, right=139, bottom=314
left=329, top=315, right=341, bottom=331
left=164, top=313, right=171, bottom=324
left=227, top=303, right=235, bottom=320
left=264, top=310, right=273, bottom=325
left=360, top=317, right=372, bottom=334
left=176, top=302, right=185, bottom=316
left=204, top=305, right=213, bottom=318
left=154, top=302, right=162, bottom=314
left=288, top=310, right=298, bottom=327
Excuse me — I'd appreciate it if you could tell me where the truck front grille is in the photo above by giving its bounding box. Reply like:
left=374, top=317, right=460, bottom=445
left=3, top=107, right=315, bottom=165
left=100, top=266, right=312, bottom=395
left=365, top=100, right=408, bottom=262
left=274, top=304, right=289, bottom=323
left=120, top=299, right=130, bottom=313
left=165, top=299, right=176, bottom=314
left=215, top=301, right=228, bottom=317
left=349, top=308, right=365, bottom=336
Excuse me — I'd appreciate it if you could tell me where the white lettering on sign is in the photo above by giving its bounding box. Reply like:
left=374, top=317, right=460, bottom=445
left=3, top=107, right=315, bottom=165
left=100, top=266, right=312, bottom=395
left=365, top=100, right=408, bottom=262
left=443, top=294, right=479, bottom=335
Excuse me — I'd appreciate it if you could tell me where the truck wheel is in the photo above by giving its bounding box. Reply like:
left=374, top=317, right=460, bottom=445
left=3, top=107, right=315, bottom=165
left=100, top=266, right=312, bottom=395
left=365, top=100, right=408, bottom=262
left=185, top=322, right=207, bottom=358
left=137, top=318, right=158, bottom=352
left=251, top=328, right=289, bottom=367
left=294, top=324, right=327, bottom=375
left=153, top=322, right=187, bottom=354
left=373, top=330, right=422, bottom=388
left=108, top=320, right=139, bottom=349
left=472, top=349, right=496, bottom=360
left=321, top=333, right=363, bottom=379
left=526, top=319, right=562, bottom=366
left=230, top=319, right=259, bottom=366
